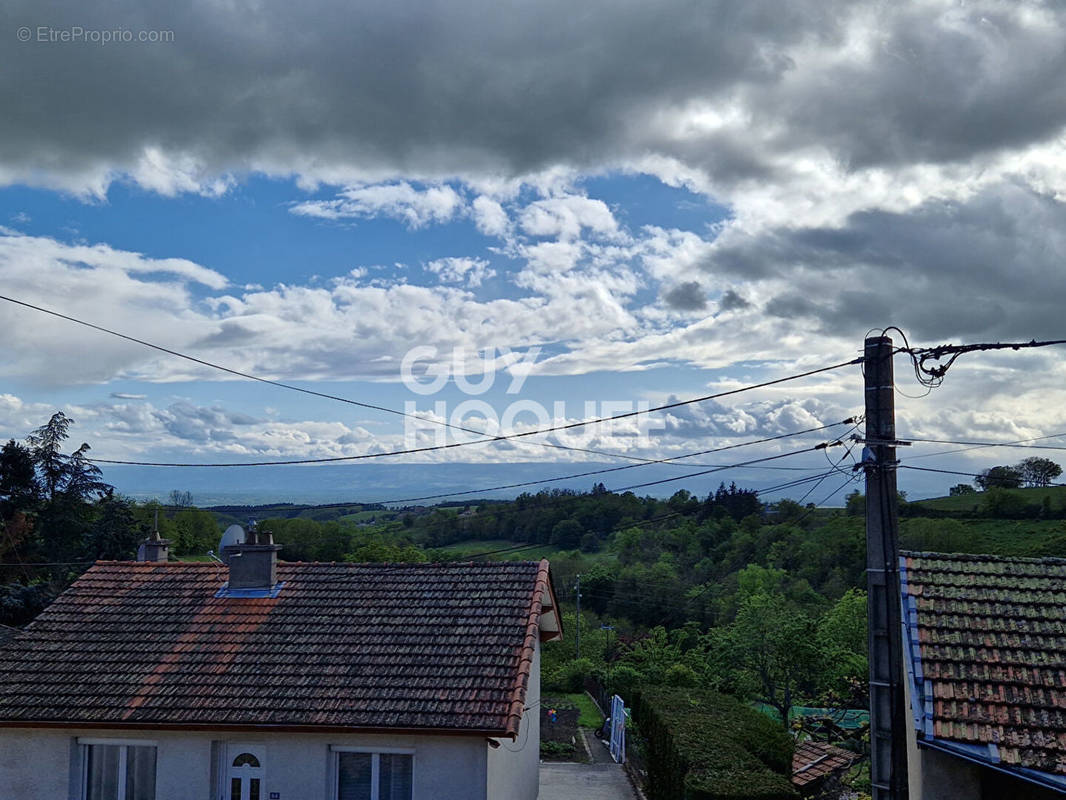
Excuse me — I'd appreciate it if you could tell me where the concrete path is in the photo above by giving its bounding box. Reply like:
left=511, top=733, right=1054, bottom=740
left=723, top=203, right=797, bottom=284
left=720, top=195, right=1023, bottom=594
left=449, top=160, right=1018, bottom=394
left=538, top=763, right=637, bottom=800
left=538, top=732, right=638, bottom=800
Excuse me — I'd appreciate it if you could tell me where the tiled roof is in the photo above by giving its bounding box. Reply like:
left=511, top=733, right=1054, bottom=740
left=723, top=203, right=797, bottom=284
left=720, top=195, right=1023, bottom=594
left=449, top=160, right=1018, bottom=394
left=0, top=559, right=556, bottom=736
left=791, top=740, right=856, bottom=789
left=0, top=624, right=17, bottom=646
left=900, top=551, right=1066, bottom=777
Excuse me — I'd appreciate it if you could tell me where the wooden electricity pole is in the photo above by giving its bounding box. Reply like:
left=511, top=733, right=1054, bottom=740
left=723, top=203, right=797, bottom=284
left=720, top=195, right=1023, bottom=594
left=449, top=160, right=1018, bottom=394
left=864, top=335, right=908, bottom=799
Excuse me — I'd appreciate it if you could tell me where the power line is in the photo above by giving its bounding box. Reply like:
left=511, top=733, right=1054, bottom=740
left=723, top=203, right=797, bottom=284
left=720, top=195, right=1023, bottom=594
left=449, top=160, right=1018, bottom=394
left=905, top=433, right=1066, bottom=455
left=894, top=331, right=1066, bottom=388
left=0, top=293, right=863, bottom=466
left=281, top=420, right=859, bottom=506
left=87, top=373, right=861, bottom=467
left=898, top=464, right=1066, bottom=489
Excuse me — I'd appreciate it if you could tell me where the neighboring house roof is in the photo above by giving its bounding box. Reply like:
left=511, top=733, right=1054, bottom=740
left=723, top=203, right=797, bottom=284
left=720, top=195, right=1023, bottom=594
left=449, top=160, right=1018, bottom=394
left=900, top=551, right=1066, bottom=791
left=0, top=559, right=560, bottom=737
left=0, top=624, right=17, bottom=646
left=791, top=740, right=857, bottom=791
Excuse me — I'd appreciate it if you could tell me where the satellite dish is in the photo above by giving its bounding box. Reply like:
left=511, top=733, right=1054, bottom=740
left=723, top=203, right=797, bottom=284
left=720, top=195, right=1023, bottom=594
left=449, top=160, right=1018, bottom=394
left=218, top=525, right=245, bottom=564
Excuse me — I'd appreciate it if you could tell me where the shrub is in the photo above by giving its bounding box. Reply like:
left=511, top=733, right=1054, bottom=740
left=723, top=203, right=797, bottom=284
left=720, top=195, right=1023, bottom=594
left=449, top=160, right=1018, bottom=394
left=540, top=740, right=576, bottom=760
left=664, top=663, right=701, bottom=688
left=633, top=687, right=797, bottom=800
left=544, top=657, right=600, bottom=693
left=606, top=664, right=645, bottom=701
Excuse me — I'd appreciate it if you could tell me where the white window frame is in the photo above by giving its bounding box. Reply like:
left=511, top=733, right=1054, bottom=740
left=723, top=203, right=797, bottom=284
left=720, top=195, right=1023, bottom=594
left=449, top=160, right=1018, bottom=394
left=329, top=746, right=415, bottom=800
left=77, top=738, right=158, bottom=800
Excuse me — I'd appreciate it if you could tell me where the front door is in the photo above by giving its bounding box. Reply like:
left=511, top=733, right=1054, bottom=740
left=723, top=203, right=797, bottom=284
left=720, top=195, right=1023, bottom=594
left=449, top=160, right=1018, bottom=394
left=226, top=743, right=265, bottom=800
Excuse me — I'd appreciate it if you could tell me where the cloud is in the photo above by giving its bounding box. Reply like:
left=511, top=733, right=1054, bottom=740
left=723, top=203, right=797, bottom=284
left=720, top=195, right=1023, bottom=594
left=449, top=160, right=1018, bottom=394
left=472, top=196, right=510, bottom=237
left=708, top=181, right=1066, bottom=340
left=424, top=257, right=496, bottom=287
left=662, top=281, right=707, bottom=311
left=1, top=0, right=1064, bottom=221
left=718, top=290, right=751, bottom=312
left=518, top=196, right=621, bottom=240
left=291, top=182, right=465, bottom=228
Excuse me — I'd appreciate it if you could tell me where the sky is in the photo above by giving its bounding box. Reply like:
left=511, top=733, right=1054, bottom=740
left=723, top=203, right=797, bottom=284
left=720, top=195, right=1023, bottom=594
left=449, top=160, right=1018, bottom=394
left=2, top=0, right=1066, bottom=504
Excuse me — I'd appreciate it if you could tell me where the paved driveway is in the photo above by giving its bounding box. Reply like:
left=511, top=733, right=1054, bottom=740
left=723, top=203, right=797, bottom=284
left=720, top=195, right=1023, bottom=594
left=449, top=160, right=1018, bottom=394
left=538, top=763, right=637, bottom=800
left=538, top=731, right=638, bottom=800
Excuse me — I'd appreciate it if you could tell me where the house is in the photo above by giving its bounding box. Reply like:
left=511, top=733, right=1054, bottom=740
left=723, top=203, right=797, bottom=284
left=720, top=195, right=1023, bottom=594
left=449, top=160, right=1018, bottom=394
left=0, top=528, right=561, bottom=800
left=791, top=739, right=857, bottom=797
left=900, top=551, right=1066, bottom=798
left=0, top=623, right=17, bottom=646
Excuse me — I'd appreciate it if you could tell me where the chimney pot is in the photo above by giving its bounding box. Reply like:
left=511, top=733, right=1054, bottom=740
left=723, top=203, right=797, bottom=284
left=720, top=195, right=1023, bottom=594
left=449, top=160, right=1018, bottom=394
left=137, top=534, right=170, bottom=563
left=223, top=537, right=282, bottom=591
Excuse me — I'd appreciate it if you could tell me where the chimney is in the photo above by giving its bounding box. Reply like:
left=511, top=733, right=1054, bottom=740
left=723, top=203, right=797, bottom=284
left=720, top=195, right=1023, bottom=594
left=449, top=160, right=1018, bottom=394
left=223, top=524, right=281, bottom=590
left=136, top=511, right=170, bottom=563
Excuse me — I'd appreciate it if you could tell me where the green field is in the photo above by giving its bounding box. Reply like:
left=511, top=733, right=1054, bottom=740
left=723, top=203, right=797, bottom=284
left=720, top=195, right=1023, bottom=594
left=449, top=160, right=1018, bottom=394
left=338, top=510, right=399, bottom=524
left=912, top=486, right=1066, bottom=514
left=900, top=516, right=1066, bottom=558
left=435, top=539, right=561, bottom=561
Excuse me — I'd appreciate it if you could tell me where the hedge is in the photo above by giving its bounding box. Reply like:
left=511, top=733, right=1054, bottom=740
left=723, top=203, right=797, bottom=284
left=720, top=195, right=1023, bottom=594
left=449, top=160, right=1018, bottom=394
left=633, top=687, right=798, bottom=800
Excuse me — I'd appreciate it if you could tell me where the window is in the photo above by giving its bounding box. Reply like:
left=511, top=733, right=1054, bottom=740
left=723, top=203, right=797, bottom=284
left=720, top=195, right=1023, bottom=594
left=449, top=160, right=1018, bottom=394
left=332, top=749, right=413, bottom=800
left=79, top=739, right=157, bottom=800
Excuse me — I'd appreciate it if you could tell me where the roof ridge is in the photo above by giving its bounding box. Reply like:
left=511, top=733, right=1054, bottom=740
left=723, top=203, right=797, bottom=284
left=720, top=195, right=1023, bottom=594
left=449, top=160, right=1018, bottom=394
left=902, top=550, right=1066, bottom=566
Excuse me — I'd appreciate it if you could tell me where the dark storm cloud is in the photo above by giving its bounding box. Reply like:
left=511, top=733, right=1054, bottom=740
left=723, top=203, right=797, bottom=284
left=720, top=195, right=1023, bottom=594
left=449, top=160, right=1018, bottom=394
left=0, top=0, right=842, bottom=188
left=767, top=6, right=1066, bottom=169
left=663, top=281, right=707, bottom=310
left=719, top=182, right=1066, bottom=340
left=718, top=289, right=751, bottom=311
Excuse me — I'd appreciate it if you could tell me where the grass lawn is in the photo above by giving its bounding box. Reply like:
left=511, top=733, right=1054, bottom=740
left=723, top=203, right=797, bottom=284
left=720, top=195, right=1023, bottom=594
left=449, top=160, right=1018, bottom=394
left=561, top=692, right=604, bottom=729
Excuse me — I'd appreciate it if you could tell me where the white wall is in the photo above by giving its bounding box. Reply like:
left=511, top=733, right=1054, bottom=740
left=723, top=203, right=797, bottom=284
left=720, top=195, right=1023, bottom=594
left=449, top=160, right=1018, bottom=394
left=0, top=727, right=488, bottom=800
left=486, top=636, right=540, bottom=800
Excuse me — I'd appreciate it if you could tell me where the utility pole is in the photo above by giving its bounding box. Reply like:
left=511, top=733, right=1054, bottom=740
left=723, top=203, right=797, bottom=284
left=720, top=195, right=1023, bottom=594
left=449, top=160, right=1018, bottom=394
left=863, top=335, right=908, bottom=799
left=575, top=574, right=582, bottom=660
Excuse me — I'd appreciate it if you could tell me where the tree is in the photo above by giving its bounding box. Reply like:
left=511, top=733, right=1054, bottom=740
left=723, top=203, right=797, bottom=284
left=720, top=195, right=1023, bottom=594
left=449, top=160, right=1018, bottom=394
left=26, top=411, right=73, bottom=500
left=0, top=439, right=39, bottom=516
left=949, top=483, right=976, bottom=496
left=817, top=589, right=868, bottom=698
left=168, top=490, right=194, bottom=508
left=975, top=465, right=1023, bottom=490
left=84, top=492, right=141, bottom=560
left=844, top=490, right=865, bottom=517
left=705, top=482, right=761, bottom=522
left=717, top=592, right=823, bottom=728
left=1017, top=457, right=1062, bottom=488
left=63, top=443, right=109, bottom=502
left=550, top=519, right=583, bottom=549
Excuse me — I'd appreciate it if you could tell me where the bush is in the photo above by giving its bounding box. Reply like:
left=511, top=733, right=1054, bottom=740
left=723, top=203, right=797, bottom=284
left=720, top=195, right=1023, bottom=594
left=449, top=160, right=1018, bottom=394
left=544, top=657, right=600, bottom=693
left=606, top=664, right=645, bottom=702
left=665, top=663, right=700, bottom=688
left=633, top=687, right=797, bottom=800
left=540, top=740, right=576, bottom=760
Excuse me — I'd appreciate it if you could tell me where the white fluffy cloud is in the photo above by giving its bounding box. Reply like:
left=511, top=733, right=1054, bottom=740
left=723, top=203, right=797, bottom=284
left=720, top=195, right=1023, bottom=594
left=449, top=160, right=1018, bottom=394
left=291, top=183, right=466, bottom=228
left=424, top=257, right=495, bottom=287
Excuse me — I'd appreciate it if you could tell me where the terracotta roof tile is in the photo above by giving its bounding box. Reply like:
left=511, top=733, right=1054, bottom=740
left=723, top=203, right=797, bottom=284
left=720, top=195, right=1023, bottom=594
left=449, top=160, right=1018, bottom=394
left=791, top=740, right=856, bottom=788
left=901, top=551, right=1066, bottom=775
left=0, top=559, right=553, bottom=736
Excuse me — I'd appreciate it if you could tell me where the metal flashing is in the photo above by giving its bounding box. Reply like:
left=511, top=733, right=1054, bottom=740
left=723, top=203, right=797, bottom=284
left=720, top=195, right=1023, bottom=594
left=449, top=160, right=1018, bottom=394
left=214, top=580, right=285, bottom=599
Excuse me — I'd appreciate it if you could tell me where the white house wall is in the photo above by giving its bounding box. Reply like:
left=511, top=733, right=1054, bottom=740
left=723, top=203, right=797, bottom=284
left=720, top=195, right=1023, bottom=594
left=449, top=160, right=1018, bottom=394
left=0, top=727, right=489, bottom=800
left=486, top=636, right=540, bottom=800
